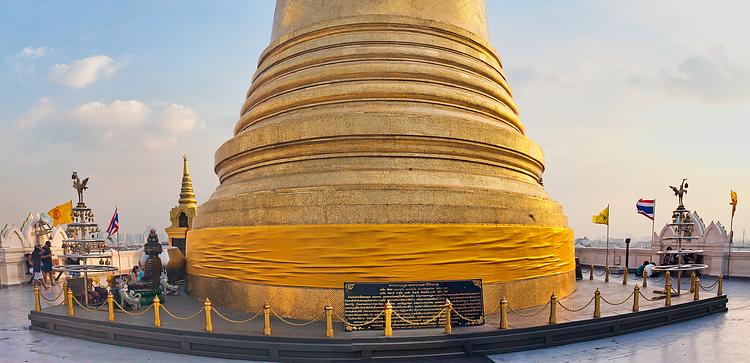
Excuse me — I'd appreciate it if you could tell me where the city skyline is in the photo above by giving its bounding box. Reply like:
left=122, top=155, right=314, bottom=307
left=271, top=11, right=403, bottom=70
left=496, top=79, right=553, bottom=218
left=1, top=0, right=747, bottom=238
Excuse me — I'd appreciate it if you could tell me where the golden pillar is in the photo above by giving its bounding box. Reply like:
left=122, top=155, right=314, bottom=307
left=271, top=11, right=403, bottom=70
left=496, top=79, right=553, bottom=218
left=187, top=0, right=575, bottom=319
left=384, top=301, right=393, bottom=337
left=153, top=296, right=161, bottom=327
left=499, top=297, right=509, bottom=329
left=204, top=298, right=213, bottom=332
left=548, top=293, right=557, bottom=325
left=34, top=286, right=41, bottom=312
left=325, top=306, right=334, bottom=337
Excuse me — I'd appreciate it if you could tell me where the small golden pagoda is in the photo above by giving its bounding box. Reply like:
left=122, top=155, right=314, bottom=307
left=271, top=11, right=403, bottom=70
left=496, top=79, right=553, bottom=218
left=165, top=155, right=197, bottom=256
left=188, top=0, right=575, bottom=319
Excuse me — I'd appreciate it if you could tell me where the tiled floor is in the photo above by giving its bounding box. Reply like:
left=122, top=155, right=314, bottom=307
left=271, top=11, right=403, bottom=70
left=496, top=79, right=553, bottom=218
left=3, top=273, right=747, bottom=362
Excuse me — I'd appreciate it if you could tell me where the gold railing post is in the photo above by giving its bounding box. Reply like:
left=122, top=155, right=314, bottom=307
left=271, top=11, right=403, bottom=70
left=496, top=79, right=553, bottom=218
left=665, top=274, right=672, bottom=307
left=153, top=296, right=161, bottom=327
left=384, top=301, right=393, bottom=337
left=444, top=299, right=452, bottom=334
left=263, top=303, right=271, bottom=336
left=107, top=291, right=115, bottom=321
left=718, top=274, right=724, bottom=296
left=690, top=272, right=696, bottom=292
left=622, top=269, right=628, bottom=285
left=548, top=293, right=557, bottom=324
left=33, top=285, right=41, bottom=312
left=642, top=269, right=648, bottom=288
left=693, top=278, right=700, bottom=301
left=589, top=264, right=594, bottom=280
left=604, top=266, right=610, bottom=283
left=325, top=306, right=334, bottom=337
left=593, top=289, right=601, bottom=318
left=633, top=285, right=640, bottom=312
left=665, top=271, right=671, bottom=286
left=66, top=288, right=74, bottom=317
left=499, top=297, right=508, bottom=329
left=204, top=298, right=213, bottom=332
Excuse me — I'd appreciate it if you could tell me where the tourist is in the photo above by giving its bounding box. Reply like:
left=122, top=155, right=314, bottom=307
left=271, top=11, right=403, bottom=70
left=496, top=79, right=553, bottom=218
left=645, top=261, right=656, bottom=277
left=637, top=261, right=649, bottom=277
left=30, top=244, right=47, bottom=290
left=41, top=241, right=56, bottom=286
left=662, top=246, right=677, bottom=265
left=130, top=266, right=142, bottom=283
left=24, top=253, right=33, bottom=284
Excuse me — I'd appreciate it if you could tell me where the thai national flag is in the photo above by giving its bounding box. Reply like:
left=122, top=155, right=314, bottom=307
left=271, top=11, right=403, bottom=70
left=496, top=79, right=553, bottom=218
left=636, top=199, right=655, bottom=220
left=106, top=207, right=119, bottom=237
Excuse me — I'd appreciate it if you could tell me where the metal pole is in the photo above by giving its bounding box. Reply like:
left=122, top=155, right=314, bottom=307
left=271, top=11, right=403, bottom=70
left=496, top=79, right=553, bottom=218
left=727, top=212, right=735, bottom=278
left=653, top=201, right=659, bottom=252
left=606, top=204, right=610, bottom=268
left=625, top=238, right=631, bottom=271
left=116, top=230, right=123, bottom=274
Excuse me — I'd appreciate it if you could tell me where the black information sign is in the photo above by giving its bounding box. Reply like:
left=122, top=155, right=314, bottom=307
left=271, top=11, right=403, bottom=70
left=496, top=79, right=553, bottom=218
left=343, top=280, right=484, bottom=330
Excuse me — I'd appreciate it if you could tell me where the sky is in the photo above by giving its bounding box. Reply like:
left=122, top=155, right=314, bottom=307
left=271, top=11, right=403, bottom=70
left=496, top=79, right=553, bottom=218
left=1, top=0, right=747, bottom=242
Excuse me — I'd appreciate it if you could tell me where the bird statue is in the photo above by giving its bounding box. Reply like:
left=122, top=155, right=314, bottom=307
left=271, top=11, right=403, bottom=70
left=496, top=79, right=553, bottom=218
left=669, top=178, right=688, bottom=207
left=72, top=171, right=89, bottom=206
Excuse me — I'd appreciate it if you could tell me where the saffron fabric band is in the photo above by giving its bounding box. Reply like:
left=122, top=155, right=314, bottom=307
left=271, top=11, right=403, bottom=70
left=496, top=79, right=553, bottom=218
left=186, top=224, right=575, bottom=288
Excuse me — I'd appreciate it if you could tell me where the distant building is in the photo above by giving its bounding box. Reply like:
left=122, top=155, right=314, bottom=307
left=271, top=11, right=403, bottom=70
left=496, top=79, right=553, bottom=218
left=165, top=155, right=197, bottom=256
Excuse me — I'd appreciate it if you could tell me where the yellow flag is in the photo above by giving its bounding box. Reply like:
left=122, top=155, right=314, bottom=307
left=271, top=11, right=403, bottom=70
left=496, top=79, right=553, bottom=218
left=48, top=200, right=73, bottom=226
left=592, top=206, right=609, bottom=225
left=731, top=190, right=738, bottom=218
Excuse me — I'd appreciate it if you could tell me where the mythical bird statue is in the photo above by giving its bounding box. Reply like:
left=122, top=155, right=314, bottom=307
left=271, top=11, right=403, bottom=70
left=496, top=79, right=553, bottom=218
left=669, top=178, right=688, bottom=207
left=71, top=172, right=89, bottom=206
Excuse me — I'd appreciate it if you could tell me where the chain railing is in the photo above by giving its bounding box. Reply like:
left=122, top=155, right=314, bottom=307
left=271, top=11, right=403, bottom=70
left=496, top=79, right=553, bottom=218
left=334, top=309, right=384, bottom=329
left=272, top=310, right=325, bottom=327
left=112, top=299, right=154, bottom=316
left=38, top=288, right=66, bottom=307
left=600, top=291, right=635, bottom=306
left=451, top=308, right=484, bottom=325
left=507, top=301, right=550, bottom=318
left=557, top=296, right=595, bottom=313
left=33, top=274, right=727, bottom=337
left=212, top=307, right=263, bottom=324
left=161, top=304, right=205, bottom=321
left=699, top=279, right=719, bottom=291
left=72, top=295, right=109, bottom=312
left=392, top=308, right=445, bottom=326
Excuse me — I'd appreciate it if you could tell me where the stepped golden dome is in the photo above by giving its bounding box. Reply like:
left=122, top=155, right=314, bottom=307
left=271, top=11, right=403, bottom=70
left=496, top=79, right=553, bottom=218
left=187, top=0, right=575, bottom=318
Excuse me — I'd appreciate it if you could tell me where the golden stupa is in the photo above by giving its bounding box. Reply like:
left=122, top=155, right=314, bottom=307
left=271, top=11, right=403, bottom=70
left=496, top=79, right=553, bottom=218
left=187, top=0, right=575, bottom=319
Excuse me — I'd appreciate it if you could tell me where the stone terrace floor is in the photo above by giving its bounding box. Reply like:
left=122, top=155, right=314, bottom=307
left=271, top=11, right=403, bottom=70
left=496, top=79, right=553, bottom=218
left=3, top=272, right=749, bottom=362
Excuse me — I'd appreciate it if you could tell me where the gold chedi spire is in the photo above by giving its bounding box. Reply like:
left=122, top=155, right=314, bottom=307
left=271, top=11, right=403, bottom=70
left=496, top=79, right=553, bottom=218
left=188, top=0, right=575, bottom=320
left=178, top=155, right=196, bottom=207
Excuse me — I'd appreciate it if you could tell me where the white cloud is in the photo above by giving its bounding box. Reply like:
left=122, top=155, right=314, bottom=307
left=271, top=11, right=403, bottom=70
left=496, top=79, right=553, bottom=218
left=18, top=47, right=49, bottom=59
left=160, top=103, right=198, bottom=132
left=15, top=97, right=56, bottom=127
left=49, top=55, right=121, bottom=88
left=655, top=50, right=750, bottom=104
left=72, top=100, right=151, bottom=127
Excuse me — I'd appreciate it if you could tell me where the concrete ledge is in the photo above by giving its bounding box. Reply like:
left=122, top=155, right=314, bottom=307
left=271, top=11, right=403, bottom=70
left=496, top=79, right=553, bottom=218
left=29, top=296, right=727, bottom=361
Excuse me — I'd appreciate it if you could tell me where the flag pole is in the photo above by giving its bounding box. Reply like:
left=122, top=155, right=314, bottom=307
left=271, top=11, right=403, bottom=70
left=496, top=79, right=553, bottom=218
left=653, top=200, right=658, bottom=252
left=116, top=229, right=122, bottom=274
left=606, top=204, right=610, bottom=268
left=728, top=209, right=735, bottom=278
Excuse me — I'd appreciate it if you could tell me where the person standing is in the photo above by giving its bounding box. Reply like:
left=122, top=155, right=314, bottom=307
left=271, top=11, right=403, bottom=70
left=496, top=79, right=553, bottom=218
left=41, top=240, right=56, bottom=286
left=31, top=244, right=47, bottom=290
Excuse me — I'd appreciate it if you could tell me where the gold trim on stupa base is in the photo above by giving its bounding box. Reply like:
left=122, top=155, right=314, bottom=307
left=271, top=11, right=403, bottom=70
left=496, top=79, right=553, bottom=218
left=187, top=0, right=576, bottom=316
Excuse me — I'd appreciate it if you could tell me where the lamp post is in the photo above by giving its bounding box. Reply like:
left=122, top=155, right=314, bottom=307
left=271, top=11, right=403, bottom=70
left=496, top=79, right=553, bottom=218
left=624, top=238, right=631, bottom=272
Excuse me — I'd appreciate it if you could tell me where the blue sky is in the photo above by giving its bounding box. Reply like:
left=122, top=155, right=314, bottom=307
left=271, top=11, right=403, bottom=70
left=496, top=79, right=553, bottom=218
left=1, top=1, right=748, bottom=241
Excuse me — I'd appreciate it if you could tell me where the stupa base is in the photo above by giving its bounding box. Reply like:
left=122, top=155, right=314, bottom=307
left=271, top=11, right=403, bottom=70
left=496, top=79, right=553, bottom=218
left=186, top=271, right=575, bottom=320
